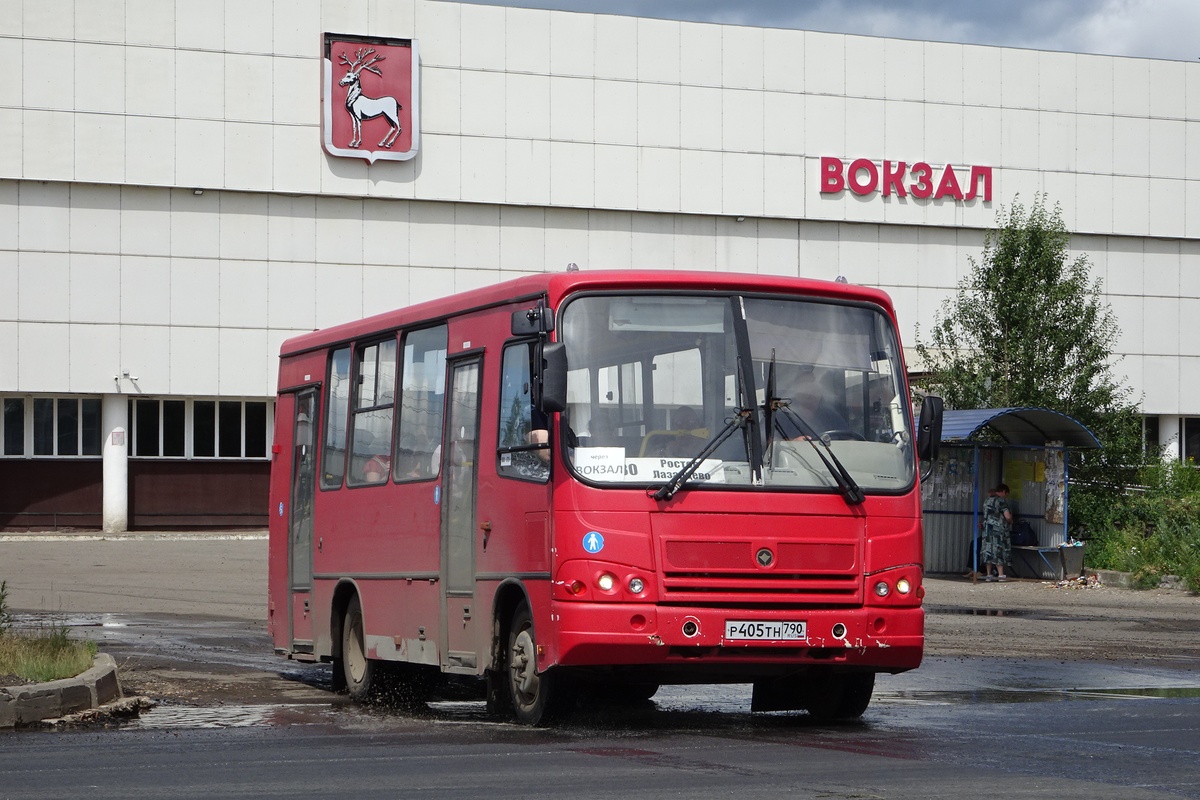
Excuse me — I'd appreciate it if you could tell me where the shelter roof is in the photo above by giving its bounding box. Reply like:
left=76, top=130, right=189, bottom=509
left=941, top=407, right=1101, bottom=449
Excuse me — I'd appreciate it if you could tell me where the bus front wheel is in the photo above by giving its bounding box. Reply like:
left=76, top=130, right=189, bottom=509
left=506, top=604, right=567, bottom=725
left=803, top=672, right=875, bottom=721
left=341, top=596, right=377, bottom=701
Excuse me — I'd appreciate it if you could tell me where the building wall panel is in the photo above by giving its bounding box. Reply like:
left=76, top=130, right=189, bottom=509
left=0, top=460, right=102, bottom=531
left=127, top=459, right=269, bottom=528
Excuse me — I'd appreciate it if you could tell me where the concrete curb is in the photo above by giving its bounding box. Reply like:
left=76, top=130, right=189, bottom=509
left=0, top=530, right=268, bottom=543
left=0, top=653, right=123, bottom=728
left=1088, top=568, right=1192, bottom=591
left=1089, top=568, right=1134, bottom=589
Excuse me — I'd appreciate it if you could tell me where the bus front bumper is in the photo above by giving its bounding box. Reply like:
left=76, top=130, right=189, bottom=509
left=549, top=602, right=923, bottom=673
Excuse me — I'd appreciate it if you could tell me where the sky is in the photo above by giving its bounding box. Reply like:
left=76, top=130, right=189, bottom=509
left=444, top=0, right=1200, bottom=62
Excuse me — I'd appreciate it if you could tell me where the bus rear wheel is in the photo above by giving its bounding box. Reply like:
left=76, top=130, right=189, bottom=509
left=506, top=604, right=567, bottom=725
left=341, top=596, right=377, bottom=701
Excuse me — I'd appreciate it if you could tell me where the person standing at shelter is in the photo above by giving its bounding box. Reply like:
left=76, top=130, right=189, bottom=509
left=981, top=482, right=1013, bottom=581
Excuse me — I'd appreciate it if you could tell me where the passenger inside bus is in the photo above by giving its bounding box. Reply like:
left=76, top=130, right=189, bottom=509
left=584, top=408, right=619, bottom=446
left=362, top=453, right=390, bottom=483
left=527, top=426, right=550, bottom=463
left=395, top=436, right=434, bottom=479
left=643, top=406, right=707, bottom=456
left=671, top=405, right=703, bottom=433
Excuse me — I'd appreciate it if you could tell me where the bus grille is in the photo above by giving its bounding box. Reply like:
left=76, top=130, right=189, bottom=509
left=661, top=571, right=862, bottom=605
left=660, top=539, right=863, bottom=606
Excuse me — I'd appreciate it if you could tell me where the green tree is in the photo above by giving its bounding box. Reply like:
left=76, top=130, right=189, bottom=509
left=914, top=195, right=1144, bottom=488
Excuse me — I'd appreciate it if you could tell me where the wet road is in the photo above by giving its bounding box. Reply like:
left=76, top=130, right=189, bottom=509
left=3, top=537, right=1199, bottom=797
left=2, top=695, right=1198, bottom=799
left=3, top=610, right=1200, bottom=799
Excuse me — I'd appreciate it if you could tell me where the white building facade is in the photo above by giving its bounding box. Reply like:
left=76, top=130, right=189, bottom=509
left=1, top=0, right=1198, bottom=530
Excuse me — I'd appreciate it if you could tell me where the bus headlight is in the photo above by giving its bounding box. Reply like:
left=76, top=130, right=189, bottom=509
left=865, top=569, right=921, bottom=607
left=597, top=573, right=615, bottom=592
left=628, top=577, right=645, bottom=594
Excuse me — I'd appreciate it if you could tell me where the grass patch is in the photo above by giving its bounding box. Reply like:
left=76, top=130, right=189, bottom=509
left=0, top=580, right=98, bottom=684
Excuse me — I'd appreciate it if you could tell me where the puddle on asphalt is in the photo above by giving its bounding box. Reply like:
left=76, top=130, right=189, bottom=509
left=9, top=612, right=141, bottom=629
left=882, top=685, right=1200, bottom=705
left=119, top=684, right=1200, bottom=730
left=924, top=605, right=1126, bottom=623
left=928, top=607, right=1035, bottom=618
left=1069, top=686, right=1200, bottom=699
left=127, top=703, right=337, bottom=729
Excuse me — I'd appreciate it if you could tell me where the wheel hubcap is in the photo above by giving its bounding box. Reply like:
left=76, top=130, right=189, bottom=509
left=510, top=628, right=538, bottom=703
left=348, top=615, right=366, bottom=682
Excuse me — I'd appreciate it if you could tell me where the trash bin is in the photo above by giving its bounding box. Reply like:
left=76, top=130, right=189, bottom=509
left=1060, top=543, right=1085, bottom=579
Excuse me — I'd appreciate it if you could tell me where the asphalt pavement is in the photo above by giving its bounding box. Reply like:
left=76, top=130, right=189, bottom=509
left=1, top=531, right=269, bottom=621
left=3, top=530, right=1199, bottom=668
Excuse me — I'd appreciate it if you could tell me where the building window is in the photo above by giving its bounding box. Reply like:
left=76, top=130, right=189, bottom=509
left=1184, top=417, right=1200, bottom=465
left=219, top=401, right=243, bottom=457
left=33, top=398, right=54, bottom=455
left=194, top=401, right=216, bottom=457
left=1142, top=415, right=1159, bottom=460
left=134, top=399, right=161, bottom=456
left=129, top=398, right=271, bottom=459
left=164, top=400, right=186, bottom=456
left=3, top=399, right=24, bottom=455
left=0, top=397, right=102, bottom=457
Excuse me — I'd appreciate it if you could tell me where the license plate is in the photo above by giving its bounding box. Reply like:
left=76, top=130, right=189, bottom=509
left=724, top=620, right=807, bottom=640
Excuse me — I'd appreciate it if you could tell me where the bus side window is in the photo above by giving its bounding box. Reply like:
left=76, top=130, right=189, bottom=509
left=395, top=325, right=448, bottom=482
left=497, top=340, right=549, bottom=482
left=320, top=347, right=352, bottom=489
left=347, top=338, right=397, bottom=486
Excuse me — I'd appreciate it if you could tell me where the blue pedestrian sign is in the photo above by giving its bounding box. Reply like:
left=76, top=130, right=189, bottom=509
left=583, top=531, right=605, bottom=553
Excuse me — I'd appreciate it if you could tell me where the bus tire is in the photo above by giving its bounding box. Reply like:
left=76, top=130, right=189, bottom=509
left=506, top=604, right=568, bottom=725
left=620, top=681, right=659, bottom=702
left=341, top=595, right=377, bottom=701
left=587, top=679, right=659, bottom=705
left=485, top=668, right=511, bottom=719
left=804, top=672, right=875, bottom=721
left=330, top=659, right=347, bottom=694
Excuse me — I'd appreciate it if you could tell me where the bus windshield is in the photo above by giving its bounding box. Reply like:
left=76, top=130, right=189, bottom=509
left=561, top=292, right=914, bottom=495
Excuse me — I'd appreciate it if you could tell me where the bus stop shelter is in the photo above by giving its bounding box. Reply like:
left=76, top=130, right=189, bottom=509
left=921, top=407, right=1102, bottom=579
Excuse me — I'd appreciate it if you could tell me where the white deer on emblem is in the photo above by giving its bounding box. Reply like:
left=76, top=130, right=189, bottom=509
left=338, top=48, right=403, bottom=149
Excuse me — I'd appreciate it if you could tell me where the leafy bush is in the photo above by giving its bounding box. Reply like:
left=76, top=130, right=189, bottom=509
left=1074, top=461, right=1200, bottom=591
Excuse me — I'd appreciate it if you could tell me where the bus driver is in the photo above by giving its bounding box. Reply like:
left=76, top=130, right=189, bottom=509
left=775, top=363, right=849, bottom=438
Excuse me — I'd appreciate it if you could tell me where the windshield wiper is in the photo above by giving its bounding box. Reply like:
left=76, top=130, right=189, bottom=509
left=773, top=404, right=866, bottom=506
left=651, top=408, right=753, bottom=502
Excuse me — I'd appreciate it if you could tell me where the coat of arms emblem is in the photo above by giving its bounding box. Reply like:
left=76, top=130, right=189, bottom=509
left=322, top=33, right=420, bottom=163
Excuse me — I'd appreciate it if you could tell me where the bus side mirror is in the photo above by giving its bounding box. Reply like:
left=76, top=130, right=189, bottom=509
left=916, top=395, right=943, bottom=462
left=538, top=342, right=567, bottom=413
left=512, top=305, right=555, bottom=336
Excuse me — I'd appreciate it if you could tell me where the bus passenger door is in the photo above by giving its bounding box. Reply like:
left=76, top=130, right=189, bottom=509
left=289, top=388, right=318, bottom=652
left=441, top=358, right=482, bottom=672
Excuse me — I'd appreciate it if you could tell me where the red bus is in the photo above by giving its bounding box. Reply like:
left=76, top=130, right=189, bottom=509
left=268, top=270, right=942, bottom=724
